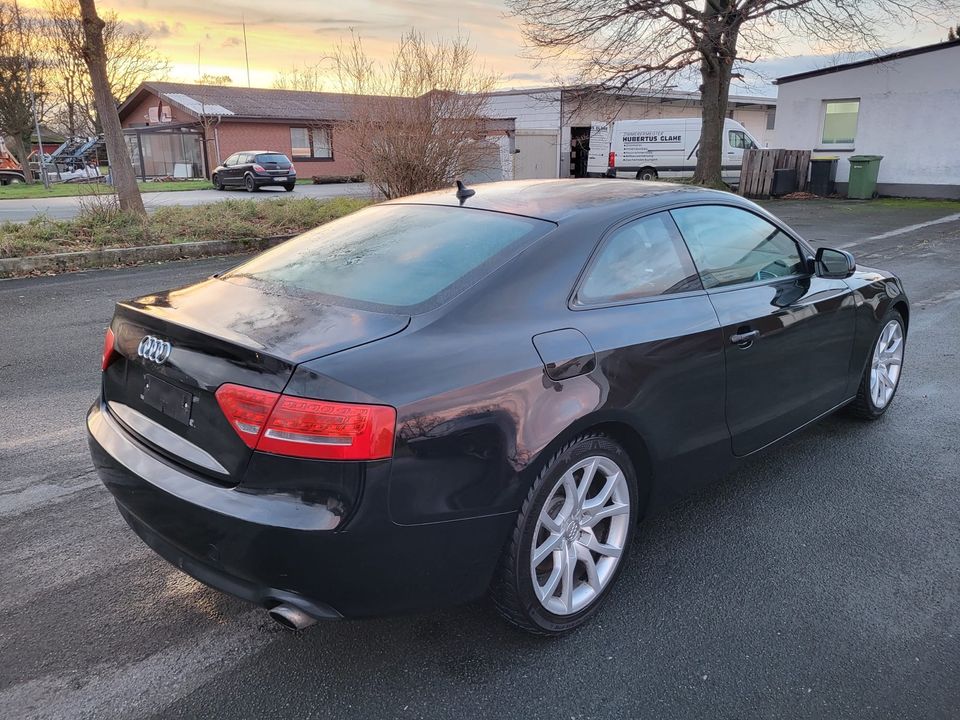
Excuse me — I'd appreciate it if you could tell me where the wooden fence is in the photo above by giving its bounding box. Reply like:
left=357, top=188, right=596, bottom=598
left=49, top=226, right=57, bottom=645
left=738, top=149, right=811, bottom=198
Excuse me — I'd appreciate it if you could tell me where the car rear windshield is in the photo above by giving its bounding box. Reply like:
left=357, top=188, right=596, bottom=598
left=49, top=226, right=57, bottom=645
left=255, top=154, right=290, bottom=164
left=221, top=204, right=554, bottom=312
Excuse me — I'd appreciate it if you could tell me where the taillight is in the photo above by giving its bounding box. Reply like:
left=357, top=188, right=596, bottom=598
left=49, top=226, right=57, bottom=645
left=252, top=163, right=266, bottom=172
left=608, top=151, right=616, bottom=168
left=101, top=327, right=118, bottom=371
left=215, top=383, right=396, bottom=460
left=215, top=384, right=279, bottom=448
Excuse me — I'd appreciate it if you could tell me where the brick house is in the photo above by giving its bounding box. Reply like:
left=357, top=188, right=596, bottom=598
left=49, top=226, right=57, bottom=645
left=117, top=82, right=368, bottom=180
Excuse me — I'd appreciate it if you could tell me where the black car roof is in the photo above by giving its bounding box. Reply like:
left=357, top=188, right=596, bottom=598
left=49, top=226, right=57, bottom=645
left=385, top=179, right=733, bottom=222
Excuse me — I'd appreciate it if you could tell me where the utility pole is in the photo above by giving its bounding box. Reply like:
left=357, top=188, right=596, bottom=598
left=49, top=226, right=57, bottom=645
left=242, top=14, right=251, bottom=88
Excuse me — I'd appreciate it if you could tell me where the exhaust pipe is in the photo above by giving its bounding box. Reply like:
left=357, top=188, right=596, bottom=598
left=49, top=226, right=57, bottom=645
left=268, top=603, right=317, bottom=631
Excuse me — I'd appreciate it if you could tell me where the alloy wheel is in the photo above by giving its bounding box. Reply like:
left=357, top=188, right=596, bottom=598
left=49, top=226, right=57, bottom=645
left=530, top=456, right=630, bottom=616
left=870, top=319, right=904, bottom=409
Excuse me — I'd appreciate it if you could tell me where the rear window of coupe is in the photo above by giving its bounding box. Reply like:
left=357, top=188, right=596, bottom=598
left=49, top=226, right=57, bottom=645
left=222, top=204, right=554, bottom=311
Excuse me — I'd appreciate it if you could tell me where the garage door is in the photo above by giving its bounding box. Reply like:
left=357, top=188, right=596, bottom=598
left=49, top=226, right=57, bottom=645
left=513, top=131, right=559, bottom=179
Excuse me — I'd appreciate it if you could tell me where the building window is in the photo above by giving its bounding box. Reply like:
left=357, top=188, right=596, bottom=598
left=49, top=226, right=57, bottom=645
left=290, top=126, right=333, bottom=159
left=821, top=100, right=859, bottom=146
left=766, top=107, right=776, bottom=131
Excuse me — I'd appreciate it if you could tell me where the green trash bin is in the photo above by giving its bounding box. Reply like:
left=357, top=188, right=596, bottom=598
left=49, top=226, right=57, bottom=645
left=847, top=155, right=883, bottom=199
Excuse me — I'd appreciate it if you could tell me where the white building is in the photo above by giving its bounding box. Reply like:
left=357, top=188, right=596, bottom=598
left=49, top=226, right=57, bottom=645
left=773, top=41, right=960, bottom=199
left=481, top=87, right=776, bottom=181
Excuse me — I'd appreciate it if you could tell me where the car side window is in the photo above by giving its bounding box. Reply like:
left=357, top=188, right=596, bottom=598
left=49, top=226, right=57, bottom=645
left=237, top=153, right=250, bottom=165
left=670, top=205, right=805, bottom=289
left=576, top=212, right=702, bottom=305
left=223, top=154, right=237, bottom=167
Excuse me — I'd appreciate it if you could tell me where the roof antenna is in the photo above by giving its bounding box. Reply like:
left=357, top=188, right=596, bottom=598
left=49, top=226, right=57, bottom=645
left=455, top=180, right=475, bottom=204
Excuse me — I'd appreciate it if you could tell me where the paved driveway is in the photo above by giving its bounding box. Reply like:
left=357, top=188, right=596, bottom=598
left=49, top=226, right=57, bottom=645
left=0, top=182, right=376, bottom=223
left=0, top=200, right=958, bottom=719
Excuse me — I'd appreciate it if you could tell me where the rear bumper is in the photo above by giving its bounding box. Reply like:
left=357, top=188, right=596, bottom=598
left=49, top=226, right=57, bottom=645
left=253, top=175, right=294, bottom=186
left=87, top=400, right=514, bottom=619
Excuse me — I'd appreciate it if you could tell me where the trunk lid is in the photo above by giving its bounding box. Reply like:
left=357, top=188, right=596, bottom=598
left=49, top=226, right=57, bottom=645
left=102, top=276, right=409, bottom=484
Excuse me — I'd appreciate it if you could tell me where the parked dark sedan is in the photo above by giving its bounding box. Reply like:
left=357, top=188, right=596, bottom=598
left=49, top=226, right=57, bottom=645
left=211, top=151, right=296, bottom=192
left=87, top=180, right=908, bottom=635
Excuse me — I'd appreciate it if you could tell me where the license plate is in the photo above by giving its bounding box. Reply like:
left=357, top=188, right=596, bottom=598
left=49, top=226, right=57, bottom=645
left=142, top=374, right=192, bottom=425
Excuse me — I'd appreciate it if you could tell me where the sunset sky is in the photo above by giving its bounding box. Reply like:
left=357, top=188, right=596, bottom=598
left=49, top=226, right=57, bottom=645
left=23, top=0, right=957, bottom=94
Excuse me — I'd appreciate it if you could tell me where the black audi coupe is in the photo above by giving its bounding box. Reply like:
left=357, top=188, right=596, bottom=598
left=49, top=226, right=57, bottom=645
left=88, top=179, right=908, bottom=634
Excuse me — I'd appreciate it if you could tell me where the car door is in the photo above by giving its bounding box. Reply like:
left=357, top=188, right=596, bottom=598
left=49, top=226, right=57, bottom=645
left=220, top=154, right=238, bottom=184
left=571, top=211, right=730, bottom=505
left=233, top=153, right=252, bottom=184
left=671, top=204, right=857, bottom=456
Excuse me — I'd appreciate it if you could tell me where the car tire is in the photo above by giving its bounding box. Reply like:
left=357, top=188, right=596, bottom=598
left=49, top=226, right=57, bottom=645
left=637, top=167, right=658, bottom=181
left=212, top=174, right=224, bottom=191
left=491, top=433, right=638, bottom=635
left=846, top=308, right=906, bottom=420
left=283, top=183, right=295, bottom=192
left=244, top=175, right=258, bottom=193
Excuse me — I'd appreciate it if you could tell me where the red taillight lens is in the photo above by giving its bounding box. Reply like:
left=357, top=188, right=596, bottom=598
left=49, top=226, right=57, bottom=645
left=215, top=383, right=396, bottom=460
left=608, top=151, right=616, bottom=168
left=101, top=327, right=118, bottom=371
left=252, top=163, right=266, bottom=172
left=215, top=384, right=280, bottom=448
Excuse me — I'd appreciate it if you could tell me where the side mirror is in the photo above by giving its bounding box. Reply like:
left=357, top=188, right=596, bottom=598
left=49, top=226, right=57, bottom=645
left=815, top=247, right=856, bottom=279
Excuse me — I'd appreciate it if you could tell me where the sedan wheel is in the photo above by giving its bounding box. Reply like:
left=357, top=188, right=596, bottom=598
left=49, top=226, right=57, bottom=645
left=848, top=309, right=905, bottom=419
left=244, top=175, right=257, bottom=193
left=492, top=434, right=638, bottom=635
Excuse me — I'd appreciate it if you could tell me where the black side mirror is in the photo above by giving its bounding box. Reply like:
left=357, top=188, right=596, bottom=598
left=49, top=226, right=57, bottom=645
left=815, top=247, right=856, bottom=279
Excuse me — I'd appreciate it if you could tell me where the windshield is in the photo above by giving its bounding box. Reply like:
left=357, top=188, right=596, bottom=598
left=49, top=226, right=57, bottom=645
left=222, top=204, right=554, bottom=312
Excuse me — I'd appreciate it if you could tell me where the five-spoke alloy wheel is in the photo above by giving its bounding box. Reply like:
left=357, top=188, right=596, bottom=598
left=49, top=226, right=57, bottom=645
left=848, top=309, right=906, bottom=419
left=492, top=434, right=638, bottom=634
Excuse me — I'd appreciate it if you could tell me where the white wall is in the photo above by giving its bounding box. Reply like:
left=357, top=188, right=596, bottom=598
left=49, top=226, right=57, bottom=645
left=483, top=88, right=776, bottom=178
left=773, top=44, right=960, bottom=191
left=483, top=90, right=562, bottom=179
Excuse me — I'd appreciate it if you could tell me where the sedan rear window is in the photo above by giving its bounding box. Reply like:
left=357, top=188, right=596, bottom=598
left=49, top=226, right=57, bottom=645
left=222, top=204, right=554, bottom=311
left=255, top=154, right=291, bottom=165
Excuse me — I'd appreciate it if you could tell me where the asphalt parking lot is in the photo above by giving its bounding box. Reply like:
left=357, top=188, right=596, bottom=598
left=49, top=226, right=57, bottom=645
left=1, top=198, right=958, bottom=719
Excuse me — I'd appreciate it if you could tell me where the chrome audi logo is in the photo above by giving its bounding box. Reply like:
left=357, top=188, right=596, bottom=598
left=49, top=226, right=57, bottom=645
left=137, top=335, right=172, bottom=364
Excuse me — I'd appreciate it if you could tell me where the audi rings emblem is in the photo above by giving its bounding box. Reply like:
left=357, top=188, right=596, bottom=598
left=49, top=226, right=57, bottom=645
left=137, top=335, right=172, bottom=364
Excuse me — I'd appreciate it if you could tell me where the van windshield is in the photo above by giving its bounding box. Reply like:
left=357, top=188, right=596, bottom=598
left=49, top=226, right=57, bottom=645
left=222, top=204, right=554, bottom=312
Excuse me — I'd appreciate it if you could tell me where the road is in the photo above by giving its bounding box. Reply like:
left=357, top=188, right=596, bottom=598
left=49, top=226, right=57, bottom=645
left=0, top=200, right=958, bottom=719
left=0, top=182, right=376, bottom=223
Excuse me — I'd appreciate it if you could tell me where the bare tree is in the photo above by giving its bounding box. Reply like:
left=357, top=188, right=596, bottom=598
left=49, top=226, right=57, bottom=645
left=44, top=0, right=169, bottom=136
left=273, top=63, right=326, bottom=92
left=78, top=0, right=143, bottom=214
left=333, top=31, right=498, bottom=199
left=509, top=0, right=959, bottom=186
left=0, top=2, right=46, bottom=183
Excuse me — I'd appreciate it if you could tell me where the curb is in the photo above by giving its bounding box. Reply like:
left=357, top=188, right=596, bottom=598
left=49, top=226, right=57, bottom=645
left=0, top=235, right=294, bottom=279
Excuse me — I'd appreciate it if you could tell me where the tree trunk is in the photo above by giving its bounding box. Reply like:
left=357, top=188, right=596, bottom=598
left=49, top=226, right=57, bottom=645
left=78, top=0, right=144, bottom=215
left=9, top=133, right=34, bottom=185
left=692, top=56, right=733, bottom=188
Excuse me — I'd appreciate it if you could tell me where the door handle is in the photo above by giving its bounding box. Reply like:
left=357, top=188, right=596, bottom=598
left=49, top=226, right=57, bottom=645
left=730, top=329, right=760, bottom=345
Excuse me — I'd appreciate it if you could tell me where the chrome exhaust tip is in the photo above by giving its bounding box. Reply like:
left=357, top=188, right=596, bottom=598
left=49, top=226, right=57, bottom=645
left=268, top=602, right=317, bottom=631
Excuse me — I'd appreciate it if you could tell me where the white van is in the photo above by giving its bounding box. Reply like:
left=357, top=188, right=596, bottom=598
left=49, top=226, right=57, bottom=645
left=586, top=118, right=761, bottom=184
